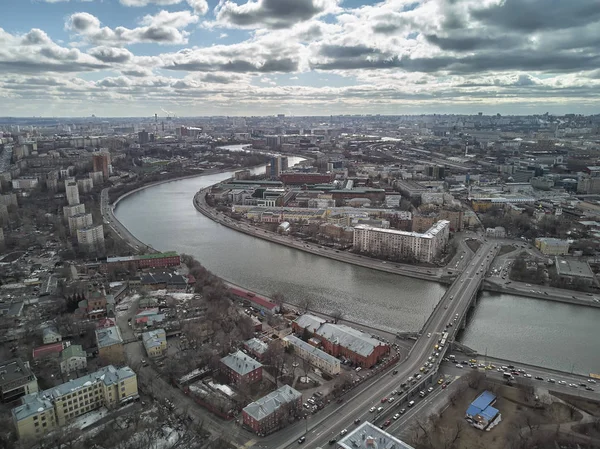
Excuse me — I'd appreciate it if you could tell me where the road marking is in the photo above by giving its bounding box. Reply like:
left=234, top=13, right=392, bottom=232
left=239, top=439, right=256, bottom=448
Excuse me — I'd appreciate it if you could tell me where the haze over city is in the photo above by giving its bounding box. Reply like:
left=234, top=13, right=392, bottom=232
left=2, top=0, right=600, bottom=116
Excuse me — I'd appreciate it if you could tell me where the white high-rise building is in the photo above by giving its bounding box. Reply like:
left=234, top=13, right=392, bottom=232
left=68, top=213, right=93, bottom=235
left=353, top=220, right=450, bottom=263
left=63, top=203, right=85, bottom=221
left=65, top=182, right=80, bottom=206
left=76, top=225, right=105, bottom=253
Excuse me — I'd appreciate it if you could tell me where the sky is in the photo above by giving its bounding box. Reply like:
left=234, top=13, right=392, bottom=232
left=1, top=0, right=600, bottom=117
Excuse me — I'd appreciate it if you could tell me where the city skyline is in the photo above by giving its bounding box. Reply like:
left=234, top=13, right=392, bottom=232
left=1, top=0, right=600, bottom=117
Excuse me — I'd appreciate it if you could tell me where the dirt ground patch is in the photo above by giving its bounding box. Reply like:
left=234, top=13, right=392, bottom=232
left=573, top=421, right=600, bottom=440
left=412, top=383, right=583, bottom=449
left=466, top=239, right=482, bottom=253
left=551, top=391, right=600, bottom=417
left=498, top=245, right=517, bottom=256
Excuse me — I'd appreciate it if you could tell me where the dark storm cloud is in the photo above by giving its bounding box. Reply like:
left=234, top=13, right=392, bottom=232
left=472, top=0, right=600, bottom=32
left=216, top=0, right=337, bottom=29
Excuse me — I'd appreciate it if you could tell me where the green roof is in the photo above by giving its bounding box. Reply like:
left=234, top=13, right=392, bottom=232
left=137, top=251, right=179, bottom=260
left=61, top=344, right=86, bottom=361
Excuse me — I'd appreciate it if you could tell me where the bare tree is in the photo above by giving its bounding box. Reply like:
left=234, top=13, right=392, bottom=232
left=331, top=310, right=343, bottom=324
left=299, top=297, right=312, bottom=314
left=272, top=292, right=285, bottom=312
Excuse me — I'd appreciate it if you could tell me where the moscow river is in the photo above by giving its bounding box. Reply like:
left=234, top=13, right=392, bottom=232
left=114, top=147, right=600, bottom=375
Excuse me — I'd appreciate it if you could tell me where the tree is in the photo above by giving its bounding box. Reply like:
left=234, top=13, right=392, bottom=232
left=331, top=310, right=343, bottom=324
left=299, top=297, right=312, bottom=314
left=272, top=292, right=285, bottom=312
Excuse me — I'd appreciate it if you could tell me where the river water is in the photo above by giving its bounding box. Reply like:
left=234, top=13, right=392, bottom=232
left=114, top=146, right=600, bottom=375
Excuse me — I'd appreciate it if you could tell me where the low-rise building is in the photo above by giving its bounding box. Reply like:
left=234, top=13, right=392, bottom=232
left=59, top=345, right=87, bottom=374
left=95, top=326, right=124, bottom=365
left=243, top=338, right=268, bottom=361
left=292, top=314, right=390, bottom=368
left=485, top=227, right=506, bottom=238
left=283, top=335, right=340, bottom=376
left=337, top=421, right=415, bottom=449
left=242, top=385, right=302, bottom=435
left=465, top=390, right=502, bottom=431
left=220, top=350, right=263, bottom=385
left=228, top=287, right=280, bottom=315
left=555, top=257, right=596, bottom=285
left=534, top=237, right=570, bottom=255
left=42, top=325, right=62, bottom=345
left=12, top=365, right=137, bottom=440
left=142, top=329, right=167, bottom=358
left=0, top=359, right=38, bottom=403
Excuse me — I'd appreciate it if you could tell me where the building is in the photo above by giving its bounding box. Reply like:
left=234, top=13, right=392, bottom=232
left=220, top=350, right=263, bottom=385
left=68, top=213, right=93, bottom=235
left=77, top=225, right=105, bottom=253
left=353, top=221, right=450, bottom=263
left=292, top=314, right=390, bottom=368
left=283, top=335, right=341, bottom=376
left=65, top=181, right=80, bottom=206
left=485, top=226, right=506, bottom=238
left=95, top=326, right=124, bottom=365
left=534, top=237, right=569, bottom=255
left=59, top=345, right=87, bottom=374
left=242, top=385, right=302, bottom=435
left=78, top=289, right=107, bottom=320
left=337, top=421, right=415, bottom=449
left=142, top=329, right=167, bottom=358
left=92, top=151, right=111, bottom=180
left=12, top=177, right=39, bottom=190
left=228, top=287, right=280, bottom=315
left=555, top=257, right=596, bottom=285
left=12, top=365, right=137, bottom=440
left=42, top=325, right=62, bottom=345
left=138, top=130, right=149, bottom=145
left=280, top=172, right=334, bottom=185
left=63, top=203, right=85, bottom=221
left=330, top=188, right=386, bottom=206
left=465, top=390, right=502, bottom=431
left=243, top=338, right=268, bottom=361
left=77, top=178, right=94, bottom=193
left=104, top=251, right=181, bottom=272
left=0, top=359, right=38, bottom=403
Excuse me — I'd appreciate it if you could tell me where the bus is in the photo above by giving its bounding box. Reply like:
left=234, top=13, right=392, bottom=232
left=439, top=332, right=448, bottom=348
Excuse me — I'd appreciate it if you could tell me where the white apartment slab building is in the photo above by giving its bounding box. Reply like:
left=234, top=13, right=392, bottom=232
left=77, top=225, right=105, bottom=253
left=68, top=213, right=93, bottom=235
left=65, top=182, right=80, bottom=206
left=353, top=220, right=450, bottom=263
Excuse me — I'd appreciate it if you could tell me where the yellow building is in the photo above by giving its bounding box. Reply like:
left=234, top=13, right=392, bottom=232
left=142, top=329, right=167, bottom=358
left=534, top=237, right=570, bottom=255
left=12, top=365, right=138, bottom=441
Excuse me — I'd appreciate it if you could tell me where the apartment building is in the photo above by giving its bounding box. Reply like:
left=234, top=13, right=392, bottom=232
left=220, top=351, right=263, bottom=385
left=283, top=335, right=341, bottom=375
left=68, top=213, right=93, bottom=235
left=0, top=359, right=39, bottom=403
left=104, top=251, right=181, bottom=272
left=63, top=203, right=85, bottom=221
left=142, top=329, right=167, bottom=358
left=77, top=225, right=105, bottom=253
left=243, top=338, right=268, bottom=361
left=65, top=182, right=80, bottom=206
left=92, top=151, right=111, bottom=180
left=12, top=365, right=137, bottom=440
left=292, top=315, right=390, bottom=368
left=534, top=237, right=570, bottom=255
left=242, top=385, right=302, bottom=435
left=353, top=220, right=450, bottom=263
left=95, top=326, right=124, bottom=365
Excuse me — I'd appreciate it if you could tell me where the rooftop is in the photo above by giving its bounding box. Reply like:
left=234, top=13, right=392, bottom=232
left=294, top=314, right=326, bottom=333
left=244, top=338, right=268, bottom=355
left=284, top=335, right=339, bottom=365
left=338, top=422, right=415, bottom=449
left=60, top=344, right=86, bottom=361
left=95, top=326, right=123, bottom=349
left=354, top=220, right=450, bottom=240
left=316, top=323, right=384, bottom=358
left=220, top=350, right=262, bottom=376
left=12, top=365, right=135, bottom=422
left=142, top=329, right=166, bottom=350
left=106, top=251, right=179, bottom=263
left=228, top=287, right=278, bottom=310
left=0, top=358, right=35, bottom=386
left=555, top=257, right=595, bottom=279
left=242, top=385, right=301, bottom=422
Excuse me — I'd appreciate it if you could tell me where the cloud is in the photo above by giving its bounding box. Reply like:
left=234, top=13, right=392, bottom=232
left=215, top=0, right=340, bottom=29
left=119, top=0, right=181, bottom=6
left=66, top=11, right=196, bottom=45
left=186, top=0, right=209, bottom=15
left=88, top=46, right=134, bottom=63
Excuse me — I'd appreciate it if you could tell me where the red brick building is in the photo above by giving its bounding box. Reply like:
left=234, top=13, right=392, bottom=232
left=292, top=314, right=390, bottom=368
left=220, top=350, right=263, bottom=385
left=104, top=252, right=181, bottom=272
left=228, top=287, right=280, bottom=315
left=242, top=385, right=302, bottom=435
left=280, top=172, right=334, bottom=185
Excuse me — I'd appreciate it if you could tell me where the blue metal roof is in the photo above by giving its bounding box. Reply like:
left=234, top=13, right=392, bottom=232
left=480, top=405, right=499, bottom=421
left=471, top=390, right=496, bottom=411
left=466, top=404, right=481, bottom=418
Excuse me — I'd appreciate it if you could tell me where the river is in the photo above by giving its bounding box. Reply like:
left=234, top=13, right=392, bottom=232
left=114, top=145, right=600, bottom=375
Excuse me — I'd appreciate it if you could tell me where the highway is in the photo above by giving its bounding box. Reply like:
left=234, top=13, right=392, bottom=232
left=253, top=240, right=498, bottom=449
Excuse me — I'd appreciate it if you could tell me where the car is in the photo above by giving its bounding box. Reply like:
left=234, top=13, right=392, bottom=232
left=586, top=387, right=595, bottom=391
left=354, top=418, right=361, bottom=424
left=392, top=369, right=398, bottom=375
left=416, top=374, right=422, bottom=380
left=355, top=367, right=362, bottom=372
left=400, top=408, right=406, bottom=414
left=548, top=379, right=556, bottom=383
left=442, top=383, right=447, bottom=389
left=456, top=364, right=463, bottom=368
left=383, top=420, right=391, bottom=427
left=377, top=407, right=384, bottom=413
left=450, top=295, right=454, bottom=300
left=427, top=332, right=431, bottom=338
left=408, top=401, right=415, bottom=407
left=588, top=379, right=597, bottom=384
left=535, top=376, right=544, bottom=380
left=393, top=413, right=400, bottom=420
left=391, top=390, right=397, bottom=395
left=340, top=429, right=348, bottom=436
left=369, top=407, right=376, bottom=413
left=298, top=437, right=306, bottom=444
left=427, top=387, right=434, bottom=393
left=381, top=397, right=388, bottom=403
left=569, top=383, right=578, bottom=388
left=420, top=367, right=425, bottom=372
left=558, top=380, right=566, bottom=385
left=524, top=374, right=532, bottom=378
left=329, top=439, right=337, bottom=445
left=438, top=378, right=444, bottom=384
